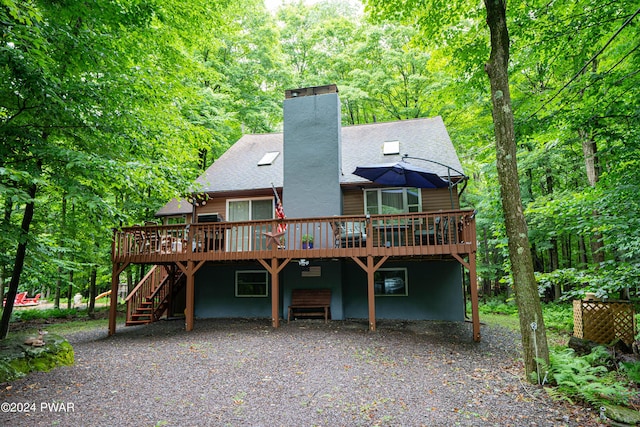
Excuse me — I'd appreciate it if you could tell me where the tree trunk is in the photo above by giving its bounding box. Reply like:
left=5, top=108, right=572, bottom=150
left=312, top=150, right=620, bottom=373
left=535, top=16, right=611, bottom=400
left=580, top=129, right=605, bottom=264
left=549, top=238, right=560, bottom=299
left=531, top=243, right=544, bottom=272
left=578, top=235, right=588, bottom=267
left=67, top=269, right=73, bottom=309
left=0, top=268, right=4, bottom=304
left=581, top=130, right=600, bottom=187
left=88, top=264, right=97, bottom=314
left=54, top=196, right=67, bottom=309
left=544, top=166, right=560, bottom=299
left=544, top=164, right=560, bottom=272
left=562, top=234, right=571, bottom=268
left=0, top=199, right=12, bottom=303
left=483, top=0, right=549, bottom=380
left=0, top=178, right=38, bottom=339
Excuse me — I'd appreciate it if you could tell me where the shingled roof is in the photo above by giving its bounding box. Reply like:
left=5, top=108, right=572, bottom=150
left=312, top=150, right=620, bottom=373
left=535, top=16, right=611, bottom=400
left=341, top=116, right=463, bottom=183
left=157, top=116, right=463, bottom=216
left=198, top=116, right=462, bottom=191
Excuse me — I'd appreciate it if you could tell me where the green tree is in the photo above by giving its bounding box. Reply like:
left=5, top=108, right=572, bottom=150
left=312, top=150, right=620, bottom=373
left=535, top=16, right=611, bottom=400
left=365, top=0, right=550, bottom=379
left=0, top=0, right=213, bottom=337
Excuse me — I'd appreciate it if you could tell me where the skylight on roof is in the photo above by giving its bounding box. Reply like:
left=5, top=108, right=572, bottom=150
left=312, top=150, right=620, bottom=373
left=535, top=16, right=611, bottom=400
left=383, top=140, right=400, bottom=155
left=258, top=151, right=280, bottom=166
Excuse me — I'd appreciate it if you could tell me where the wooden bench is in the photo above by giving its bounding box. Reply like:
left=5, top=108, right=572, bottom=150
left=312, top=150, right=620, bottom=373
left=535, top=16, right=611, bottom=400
left=287, top=289, right=331, bottom=323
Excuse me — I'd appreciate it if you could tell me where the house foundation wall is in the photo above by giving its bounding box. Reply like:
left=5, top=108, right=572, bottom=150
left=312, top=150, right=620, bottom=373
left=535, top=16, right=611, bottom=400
left=193, top=260, right=464, bottom=322
left=194, top=263, right=272, bottom=318
left=282, top=260, right=344, bottom=320
left=342, top=260, right=465, bottom=321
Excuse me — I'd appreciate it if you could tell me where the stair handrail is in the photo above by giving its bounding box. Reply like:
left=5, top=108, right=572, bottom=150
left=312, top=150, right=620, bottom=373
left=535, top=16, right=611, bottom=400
left=125, top=266, right=160, bottom=302
left=125, top=266, right=166, bottom=324
left=148, top=271, right=184, bottom=301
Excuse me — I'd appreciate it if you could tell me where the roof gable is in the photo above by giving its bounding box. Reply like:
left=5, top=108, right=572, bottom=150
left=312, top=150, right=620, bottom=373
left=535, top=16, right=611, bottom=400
left=158, top=116, right=464, bottom=215
left=340, top=116, right=463, bottom=184
left=196, top=132, right=284, bottom=193
left=198, top=116, right=462, bottom=193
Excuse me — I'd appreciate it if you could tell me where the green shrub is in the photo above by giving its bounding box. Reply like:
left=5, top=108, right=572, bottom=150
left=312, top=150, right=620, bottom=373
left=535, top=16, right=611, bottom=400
left=10, top=308, right=81, bottom=322
left=619, top=361, right=640, bottom=385
left=541, top=302, right=573, bottom=333
left=544, top=346, right=634, bottom=407
left=479, top=297, right=518, bottom=316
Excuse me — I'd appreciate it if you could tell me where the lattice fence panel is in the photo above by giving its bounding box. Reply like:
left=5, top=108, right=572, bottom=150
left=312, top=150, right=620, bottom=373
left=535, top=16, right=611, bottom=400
left=573, top=300, right=636, bottom=347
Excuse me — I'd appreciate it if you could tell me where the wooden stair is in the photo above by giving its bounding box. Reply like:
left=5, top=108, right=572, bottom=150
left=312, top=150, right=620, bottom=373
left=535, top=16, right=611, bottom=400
left=125, top=265, right=185, bottom=326
left=127, top=301, right=154, bottom=324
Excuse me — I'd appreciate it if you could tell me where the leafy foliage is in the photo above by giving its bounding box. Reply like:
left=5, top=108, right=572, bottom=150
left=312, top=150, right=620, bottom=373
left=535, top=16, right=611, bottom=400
left=619, top=361, right=640, bottom=385
left=1, top=0, right=639, bottom=334
left=543, top=347, right=635, bottom=406
left=9, top=307, right=82, bottom=322
left=479, top=297, right=518, bottom=316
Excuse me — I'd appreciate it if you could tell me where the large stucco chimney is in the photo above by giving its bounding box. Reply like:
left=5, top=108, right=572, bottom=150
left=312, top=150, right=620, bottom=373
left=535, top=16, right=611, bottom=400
left=282, top=84, right=342, bottom=218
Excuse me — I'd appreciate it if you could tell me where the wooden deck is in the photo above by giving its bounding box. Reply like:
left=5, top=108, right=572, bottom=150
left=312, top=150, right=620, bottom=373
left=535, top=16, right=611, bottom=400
left=112, top=210, right=477, bottom=264
left=109, top=210, right=480, bottom=341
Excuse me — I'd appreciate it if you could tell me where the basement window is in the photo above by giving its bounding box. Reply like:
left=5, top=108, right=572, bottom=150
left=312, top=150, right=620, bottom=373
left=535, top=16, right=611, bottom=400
left=258, top=151, right=280, bottom=166
left=235, top=271, right=269, bottom=297
left=374, top=268, right=408, bottom=296
left=383, top=140, right=400, bottom=155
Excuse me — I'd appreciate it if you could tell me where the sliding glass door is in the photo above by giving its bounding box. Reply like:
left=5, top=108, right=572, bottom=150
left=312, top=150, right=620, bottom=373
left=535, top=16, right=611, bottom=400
left=227, top=198, right=273, bottom=251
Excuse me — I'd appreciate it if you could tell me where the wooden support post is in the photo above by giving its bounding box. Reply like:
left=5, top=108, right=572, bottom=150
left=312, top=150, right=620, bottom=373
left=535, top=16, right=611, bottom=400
left=469, top=252, right=481, bottom=342
left=367, top=256, right=376, bottom=331
left=258, top=257, right=291, bottom=329
left=185, top=260, right=195, bottom=331
left=352, top=255, right=387, bottom=332
left=175, top=260, right=205, bottom=332
left=453, top=253, right=481, bottom=342
left=108, top=262, right=128, bottom=336
left=271, top=258, right=280, bottom=328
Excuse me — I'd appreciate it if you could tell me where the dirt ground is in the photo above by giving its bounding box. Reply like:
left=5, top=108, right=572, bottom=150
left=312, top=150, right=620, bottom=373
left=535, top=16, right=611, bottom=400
left=0, top=318, right=606, bottom=426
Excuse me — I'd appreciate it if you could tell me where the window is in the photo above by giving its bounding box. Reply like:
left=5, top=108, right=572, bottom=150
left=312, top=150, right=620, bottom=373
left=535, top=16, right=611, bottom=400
left=374, top=268, right=408, bottom=296
left=235, top=271, right=268, bottom=297
left=364, top=188, right=421, bottom=215
left=228, top=199, right=274, bottom=221
left=383, top=140, right=400, bottom=155
left=167, top=216, right=186, bottom=225
left=258, top=151, right=280, bottom=166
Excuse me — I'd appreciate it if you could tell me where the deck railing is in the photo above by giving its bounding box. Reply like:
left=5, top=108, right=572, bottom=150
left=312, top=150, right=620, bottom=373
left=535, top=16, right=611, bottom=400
left=124, top=265, right=166, bottom=322
left=112, top=210, right=477, bottom=263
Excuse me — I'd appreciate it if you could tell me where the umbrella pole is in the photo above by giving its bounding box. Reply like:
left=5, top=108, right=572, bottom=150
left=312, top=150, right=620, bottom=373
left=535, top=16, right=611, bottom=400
left=448, top=169, right=454, bottom=209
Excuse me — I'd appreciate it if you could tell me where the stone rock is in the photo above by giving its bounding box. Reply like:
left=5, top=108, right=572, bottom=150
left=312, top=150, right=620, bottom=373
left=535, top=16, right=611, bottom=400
left=0, top=332, right=74, bottom=383
left=602, top=403, right=640, bottom=426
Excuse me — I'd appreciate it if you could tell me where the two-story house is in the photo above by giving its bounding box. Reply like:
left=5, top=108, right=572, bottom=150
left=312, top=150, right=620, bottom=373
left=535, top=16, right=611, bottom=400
left=109, top=85, right=480, bottom=341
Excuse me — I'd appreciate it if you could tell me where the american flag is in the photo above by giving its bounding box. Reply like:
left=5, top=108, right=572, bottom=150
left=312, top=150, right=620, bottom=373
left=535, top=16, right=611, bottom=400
left=275, top=200, right=287, bottom=233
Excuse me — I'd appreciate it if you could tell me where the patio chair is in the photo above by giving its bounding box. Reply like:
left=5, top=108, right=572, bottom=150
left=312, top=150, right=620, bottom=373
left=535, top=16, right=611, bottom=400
left=22, top=293, right=41, bottom=305
left=435, top=216, right=450, bottom=244
left=414, top=216, right=450, bottom=245
left=131, top=227, right=161, bottom=253
left=333, top=221, right=367, bottom=248
left=3, top=291, right=27, bottom=307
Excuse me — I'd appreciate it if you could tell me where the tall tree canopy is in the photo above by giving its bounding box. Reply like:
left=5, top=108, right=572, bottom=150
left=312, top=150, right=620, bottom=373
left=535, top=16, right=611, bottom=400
left=364, top=0, right=639, bottom=379
left=1, top=0, right=638, bottom=359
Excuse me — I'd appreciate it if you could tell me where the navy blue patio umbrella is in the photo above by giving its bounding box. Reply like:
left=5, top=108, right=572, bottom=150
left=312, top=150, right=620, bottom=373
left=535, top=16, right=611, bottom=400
left=353, top=161, right=449, bottom=189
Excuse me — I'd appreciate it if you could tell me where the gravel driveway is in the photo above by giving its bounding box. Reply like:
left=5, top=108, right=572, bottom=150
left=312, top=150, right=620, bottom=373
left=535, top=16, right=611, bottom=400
left=1, top=318, right=603, bottom=426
